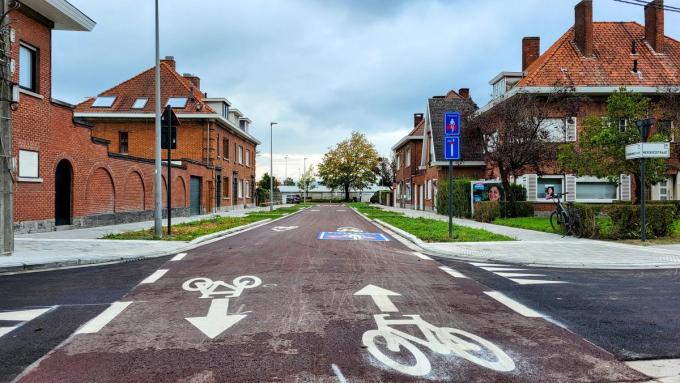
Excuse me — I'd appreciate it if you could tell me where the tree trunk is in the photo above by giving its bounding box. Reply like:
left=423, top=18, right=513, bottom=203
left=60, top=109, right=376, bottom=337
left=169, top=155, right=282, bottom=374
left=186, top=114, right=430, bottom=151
left=344, top=184, right=350, bottom=201
left=499, top=168, right=515, bottom=218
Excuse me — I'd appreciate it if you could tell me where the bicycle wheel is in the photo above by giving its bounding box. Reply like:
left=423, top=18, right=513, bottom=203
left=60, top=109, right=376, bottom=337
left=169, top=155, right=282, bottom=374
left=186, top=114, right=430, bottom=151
left=182, top=277, right=212, bottom=292
left=569, top=211, right=583, bottom=238
left=549, top=211, right=567, bottom=235
left=233, top=275, right=262, bottom=289
left=362, top=329, right=431, bottom=377
left=439, top=328, right=516, bottom=372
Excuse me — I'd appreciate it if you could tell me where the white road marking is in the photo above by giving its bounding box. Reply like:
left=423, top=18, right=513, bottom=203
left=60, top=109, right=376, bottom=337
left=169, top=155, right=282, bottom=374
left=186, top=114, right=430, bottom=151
left=480, top=267, right=527, bottom=272
left=439, top=266, right=468, bottom=279
left=186, top=298, right=246, bottom=339
left=76, top=301, right=133, bottom=334
left=470, top=262, right=502, bottom=267
left=271, top=226, right=299, bottom=232
left=0, top=307, right=52, bottom=321
left=484, top=291, right=543, bottom=318
left=140, top=269, right=169, bottom=284
left=412, top=251, right=433, bottom=260
left=331, top=364, right=348, bottom=383
left=354, top=285, right=400, bottom=312
left=336, top=210, right=346, bottom=212
left=171, top=253, right=187, bottom=261
left=508, top=278, right=567, bottom=285
left=311, top=209, right=320, bottom=211
left=0, top=326, right=19, bottom=337
left=494, top=272, right=546, bottom=278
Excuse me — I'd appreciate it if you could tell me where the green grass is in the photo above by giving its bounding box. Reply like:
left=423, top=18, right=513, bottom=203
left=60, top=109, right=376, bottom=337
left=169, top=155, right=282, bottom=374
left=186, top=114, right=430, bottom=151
left=103, top=204, right=310, bottom=241
left=350, top=202, right=512, bottom=242
left=492, top=216, right=556, bottom=233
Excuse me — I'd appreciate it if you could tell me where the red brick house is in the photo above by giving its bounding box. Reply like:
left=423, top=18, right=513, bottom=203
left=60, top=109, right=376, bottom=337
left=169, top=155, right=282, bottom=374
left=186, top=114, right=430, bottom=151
left=393, top=90, right=485, bottom=211
left=74, top=57, right=260, bottom=215
left=478, top=0, right=680, bottom=209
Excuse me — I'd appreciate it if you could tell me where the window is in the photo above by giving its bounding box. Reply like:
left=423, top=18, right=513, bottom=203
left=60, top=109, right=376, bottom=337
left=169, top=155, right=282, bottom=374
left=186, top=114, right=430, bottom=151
left=405, top=148, right=411, bottom=167
left=222, top=103, right=229, bottom=119
left=19, top=44, right=37, bottom=92
left=132, top=98, right=148, bottom=109
left=659, top=180, right=669, bottom=201
left=18, top=150, right=39, bottom=178
left=238, top=179, right=243, bottom=198
left=240, top=120, right=247, bottom=131
left=540, top=118, right=566, bottom=142
left=238, top=146, right=243, bottom=164
left=223, top=177, right=230, bottom=198
left=405, top=184, right=412, bottom=200
left=92, top=96, right=116, bottom=108
left=396, top=153, right=401, bottom=170
left=576, top=182, right=617, bottom=200
left=658, top=120, right=674, bottom=142
left=223, top=138, right=229, bottom=159
left=618, top=118, right=628, bottom=133
left=245, top=181, right=250, bottom=198
left=537, top=177, right=563, bottom=200
left=166, top=97, right=188, bottom=108
left=245, top=150, right=250, bottom=166
left=119, top=132, right=128, bottom=154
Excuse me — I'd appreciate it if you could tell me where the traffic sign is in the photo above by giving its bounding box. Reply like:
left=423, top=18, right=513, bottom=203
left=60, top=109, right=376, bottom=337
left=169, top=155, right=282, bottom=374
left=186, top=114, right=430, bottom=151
left=161, top=106, right=180, bottom=149
left=444, top=136, right=461, bottom=160
left=444, top=112, right=460, bottom=136
left=625, top=142, right=670, bottom=159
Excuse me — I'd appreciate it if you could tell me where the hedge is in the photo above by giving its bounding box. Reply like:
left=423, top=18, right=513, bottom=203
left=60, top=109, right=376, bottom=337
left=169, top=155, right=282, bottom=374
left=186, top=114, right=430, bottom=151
left=473, top=201, right=500, bottom=223
left=605, top=204, right=675, bottom=239
left=436, top=178, right=473, bottom=218
left=573, top=203, right=598, bottom=238
left=498, top=201, right=533, bottom=218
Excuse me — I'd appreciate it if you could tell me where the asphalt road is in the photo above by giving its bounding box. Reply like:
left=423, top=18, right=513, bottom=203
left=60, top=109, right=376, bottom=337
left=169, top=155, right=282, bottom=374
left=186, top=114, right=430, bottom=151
left=435, top=258, right=680, bottom=361
left=9, top=204, right=649, bottom=383
left=0, top=256, right=171, bottom=383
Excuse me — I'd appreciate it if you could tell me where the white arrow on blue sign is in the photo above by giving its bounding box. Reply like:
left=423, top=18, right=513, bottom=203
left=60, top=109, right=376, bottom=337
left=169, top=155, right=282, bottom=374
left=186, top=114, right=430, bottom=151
left=444, top=136, right=461, bottom=160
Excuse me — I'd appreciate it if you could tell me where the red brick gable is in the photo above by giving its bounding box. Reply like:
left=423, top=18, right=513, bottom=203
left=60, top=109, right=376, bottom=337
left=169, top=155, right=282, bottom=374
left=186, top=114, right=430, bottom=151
left=519, top=22, right=680, bottom=87
left=409, top=119, right=425, bottom=137
left=75, top=62, right=214, bottom=114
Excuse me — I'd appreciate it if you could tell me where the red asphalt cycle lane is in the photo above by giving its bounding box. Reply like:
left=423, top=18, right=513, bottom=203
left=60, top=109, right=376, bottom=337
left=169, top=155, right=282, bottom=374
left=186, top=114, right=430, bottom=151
left=15, top=205, right=645, bottom=382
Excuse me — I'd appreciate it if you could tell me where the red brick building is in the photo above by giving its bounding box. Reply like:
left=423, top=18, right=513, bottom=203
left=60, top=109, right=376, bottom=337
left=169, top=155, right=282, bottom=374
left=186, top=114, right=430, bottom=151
left=478, top=0, right=680, bottom=209
left=11, top=1, right=258, bottom=233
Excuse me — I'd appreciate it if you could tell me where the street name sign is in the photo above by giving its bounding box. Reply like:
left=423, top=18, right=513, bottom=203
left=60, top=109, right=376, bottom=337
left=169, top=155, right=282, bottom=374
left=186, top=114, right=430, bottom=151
left=625, top=142, right=670, bottom=159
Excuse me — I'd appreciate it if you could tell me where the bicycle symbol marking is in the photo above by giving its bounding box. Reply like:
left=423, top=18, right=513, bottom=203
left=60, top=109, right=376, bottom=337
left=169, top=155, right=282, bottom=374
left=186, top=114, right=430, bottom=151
left=182, top=275, right=262, bottom=299
left=355, top=284, right=516, bottom=377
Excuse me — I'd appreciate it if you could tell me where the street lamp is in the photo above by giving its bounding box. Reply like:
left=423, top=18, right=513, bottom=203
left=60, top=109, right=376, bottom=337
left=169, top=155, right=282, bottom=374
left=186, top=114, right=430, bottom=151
left=635, top=117, right=655, bottom=242
left=303, top=157, right=308, bottom=204
left=153, top=0, right=163, bottom=238
left=284, top=155, right=288, bottom=181
left=270, top=122, right=277, bottom=211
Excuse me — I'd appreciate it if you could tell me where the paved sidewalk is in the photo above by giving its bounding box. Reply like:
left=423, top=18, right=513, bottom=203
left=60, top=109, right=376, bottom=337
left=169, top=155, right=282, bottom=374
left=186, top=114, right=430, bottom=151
left=375, top=205, right=680, bottom=269
left=1, top=205, right=290, bottom=273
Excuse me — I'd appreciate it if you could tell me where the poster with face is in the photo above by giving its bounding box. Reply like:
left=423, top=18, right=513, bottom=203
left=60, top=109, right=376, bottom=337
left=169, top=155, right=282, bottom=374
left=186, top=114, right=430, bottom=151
left=472, top=182, right=504, bottom=202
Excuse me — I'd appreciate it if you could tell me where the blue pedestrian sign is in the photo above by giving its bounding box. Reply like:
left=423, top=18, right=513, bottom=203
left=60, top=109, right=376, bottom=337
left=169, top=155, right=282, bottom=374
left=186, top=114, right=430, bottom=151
left=444, top=112, right=461, bottom=136
left=444, top=136, right=461, bottom=161
left=318, top=232, right=390, bottom=241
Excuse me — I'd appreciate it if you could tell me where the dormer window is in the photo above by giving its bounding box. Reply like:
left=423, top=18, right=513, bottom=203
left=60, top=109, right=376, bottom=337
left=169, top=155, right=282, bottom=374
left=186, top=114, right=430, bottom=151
left=132, top=98, right=148, bottom=109
left=166, top=97, right=188, bottom=108
left=92, top=96, right=117, bottom=108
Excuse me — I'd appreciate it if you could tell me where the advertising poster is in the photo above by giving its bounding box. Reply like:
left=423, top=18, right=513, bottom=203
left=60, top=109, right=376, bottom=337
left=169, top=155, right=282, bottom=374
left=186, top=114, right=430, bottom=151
left=472, top=182, right=504, bottom=203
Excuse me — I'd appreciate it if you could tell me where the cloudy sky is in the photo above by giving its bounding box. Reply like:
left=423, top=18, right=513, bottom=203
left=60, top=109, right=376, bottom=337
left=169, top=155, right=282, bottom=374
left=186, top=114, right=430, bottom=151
left=53, top=0, right=680, bottom=180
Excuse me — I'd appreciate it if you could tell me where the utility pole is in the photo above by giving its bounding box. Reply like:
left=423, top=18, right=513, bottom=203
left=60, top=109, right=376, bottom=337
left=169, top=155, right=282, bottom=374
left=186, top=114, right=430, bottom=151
left=284, top=155, right=288, bottom=180
left=269, top=122, right=277, bottom=211
left=0, top=0, right=13, bottom=255
left=303, top=157, right=308, bottom=204
left=153, top=0, right=162, bottom=238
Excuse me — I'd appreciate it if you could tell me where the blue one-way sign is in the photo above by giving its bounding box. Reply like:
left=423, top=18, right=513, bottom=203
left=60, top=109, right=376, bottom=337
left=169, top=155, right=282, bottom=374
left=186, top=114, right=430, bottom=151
left=444, top=136, right=461, bottom=160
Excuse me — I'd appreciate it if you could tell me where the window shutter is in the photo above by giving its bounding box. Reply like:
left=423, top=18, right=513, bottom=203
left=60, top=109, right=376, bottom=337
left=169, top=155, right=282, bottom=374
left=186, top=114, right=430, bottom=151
left=565, top=117, right=577, bottom=142
left=620, top=174, right=632, bottom=201
left=526, top=174, right=538, bottom=201
left=565, top=175, right=576, bottom=201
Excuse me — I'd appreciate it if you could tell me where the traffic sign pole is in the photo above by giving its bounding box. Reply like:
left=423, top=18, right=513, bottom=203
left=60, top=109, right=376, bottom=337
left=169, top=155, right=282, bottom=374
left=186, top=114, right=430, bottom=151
left=166, top=107, right=172, bottom=235
left=448, top=160, right=453, bottom=239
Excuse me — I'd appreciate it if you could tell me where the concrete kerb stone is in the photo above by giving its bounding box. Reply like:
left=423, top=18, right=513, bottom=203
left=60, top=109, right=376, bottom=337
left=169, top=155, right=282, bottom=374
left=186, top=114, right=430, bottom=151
left=0, top=207, right=310, bottom=275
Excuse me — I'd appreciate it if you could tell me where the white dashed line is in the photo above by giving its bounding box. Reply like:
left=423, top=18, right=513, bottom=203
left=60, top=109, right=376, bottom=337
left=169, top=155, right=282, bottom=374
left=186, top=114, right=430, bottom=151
left=480, top=267, right=527, bottom=272
left=336, top=210, right=346, bottom=212
left=413, top=251, right=433, bottom=260
left=508, top=278, right=567, bottom=285
left=76, top=301, right=133, bottom=334
left=0, top=326, right=19, bottom=337
left=439, top=266, right=468, bottom=279
left=331, top=364, right=348, bottom=383
left=0, top=307, right=53, bottom=321
left=140, top=269, right=169, bottom=284
left=470, top=262, right=501, bottom=267
left=484, top=291, right=543, bottom=318
left=494, top=272, right=546, bottom=278
left=171, top=253, right=187, bottom=261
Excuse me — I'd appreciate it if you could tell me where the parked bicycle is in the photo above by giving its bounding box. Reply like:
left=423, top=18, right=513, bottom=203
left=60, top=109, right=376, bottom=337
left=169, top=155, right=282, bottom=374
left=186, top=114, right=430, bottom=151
left=549, top=192, right=583, bottom=237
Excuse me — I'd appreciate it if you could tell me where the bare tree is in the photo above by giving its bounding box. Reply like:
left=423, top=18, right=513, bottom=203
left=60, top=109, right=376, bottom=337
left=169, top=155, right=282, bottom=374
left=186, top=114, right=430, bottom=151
left=374, top=156, right=397, bottom=187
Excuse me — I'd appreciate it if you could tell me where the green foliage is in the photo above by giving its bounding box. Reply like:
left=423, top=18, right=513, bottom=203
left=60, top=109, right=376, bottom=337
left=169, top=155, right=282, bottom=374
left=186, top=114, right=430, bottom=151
left=318, top=132, right=379, bottom=200
left=370, top=191, right=380, bottom=204
left=573, top=203, right=598, bottom=238
left=436, top=177, right=472, bottom=218
left=473, top=201, right=501, bottom=223
left=282, top=177, right=295, bottom=186
left=507, top=184, right=527, bottom=201
left=499, top=201, right=534, bottom=218
left=257, top=173, right=280, bottom=191
left=605, top=204, right=675, bottom=239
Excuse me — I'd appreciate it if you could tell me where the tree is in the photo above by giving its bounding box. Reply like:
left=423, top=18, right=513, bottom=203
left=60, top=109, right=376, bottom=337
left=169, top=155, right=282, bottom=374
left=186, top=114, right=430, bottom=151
left=317, top=132, right=379, bottom=201
left=558, top=88, right=667, bottom=203
left=375, top=155, right=397, bottom=187
left=469, top=93, right=557, bottom=210
left=297, top=165, right=316, bottom=200
left=257, top=173, right=280, bottom=191
left=282, top=177, right=295, bottom=186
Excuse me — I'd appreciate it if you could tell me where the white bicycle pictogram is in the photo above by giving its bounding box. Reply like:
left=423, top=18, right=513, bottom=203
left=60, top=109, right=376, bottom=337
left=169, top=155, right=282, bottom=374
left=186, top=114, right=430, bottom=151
left=362, top=314, right=516, bottom=376
left=182, top=276, right=262, bottom=299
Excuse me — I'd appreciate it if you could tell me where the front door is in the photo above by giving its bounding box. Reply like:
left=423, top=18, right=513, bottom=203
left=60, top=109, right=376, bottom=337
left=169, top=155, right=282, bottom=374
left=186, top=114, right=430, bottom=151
left=190, top=176, right=202, bottom=215
left=215, top=174, right=222, bottom=208
left=55, top=160, right=73, bottom=226
left=232, top=172, right=238, bottom=206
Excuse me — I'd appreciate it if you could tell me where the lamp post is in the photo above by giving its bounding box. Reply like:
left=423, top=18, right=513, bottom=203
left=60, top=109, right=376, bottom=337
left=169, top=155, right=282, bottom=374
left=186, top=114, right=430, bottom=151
left=284, top=155, right=288, bottom=181
left=153, top=0, right=163, bottom=238
left=635, top=118, right=655, bottom=242
left=270, top=122, right=277, bottom=211
left=303, top=157, right=308, bottom=204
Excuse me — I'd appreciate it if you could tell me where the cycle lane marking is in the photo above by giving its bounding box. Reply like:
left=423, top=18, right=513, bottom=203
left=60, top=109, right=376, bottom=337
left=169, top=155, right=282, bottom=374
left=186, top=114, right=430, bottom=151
left=171, top=253, right=187, bottom=261
left=413, top=251, right=433, bottom=260
left=75, top=301, right=133, bottom=334
left=331, top=364, right=348, bottom=383
left=484, top=291, right=544, bottom=318
left=354, top=285, right=400, bottom=312
left=139, top=269, right=169, bottom=284
left=475, top=265, right=569, bottom=285
left=0, top=306, right=55, bottom=338
left=439, top=266, right=468, bottom=278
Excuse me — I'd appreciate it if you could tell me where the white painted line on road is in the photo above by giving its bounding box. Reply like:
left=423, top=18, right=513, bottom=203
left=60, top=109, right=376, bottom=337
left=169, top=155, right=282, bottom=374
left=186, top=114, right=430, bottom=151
left=0, top=307, right=53, bottom=321
left=481, top=267, right=527, bottom=272
left=439, top=266, right=468, bottom=279
left=76, top=301, right=133, bottom=334
left=508, top=278, right=567, bottom=285
left=413, top=251, right=433, bottom=260
left=495, top=272, right=546, bottom=278
left=336, top=210, right=346, bottom=212
left=484, top=291, right=543, bottom=318
left=140, top=269, right=169, bottom=284
left=0, top=326, right=19, bottom=337
left=470, top=262, right=502, bottom=267
left=171, top=253, right=187, bottom=261
left=331, top=363, right=348, bottom=383
left=311, top=209, right=320, bottom=212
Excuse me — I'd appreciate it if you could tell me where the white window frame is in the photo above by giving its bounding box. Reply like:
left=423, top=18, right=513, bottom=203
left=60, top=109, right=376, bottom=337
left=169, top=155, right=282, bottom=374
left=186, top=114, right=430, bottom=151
left=166, top=97, right=188, bottom=108
left=132, top=98, right=148, bottom=109
left=238, top=146, right=243, bottom=164
left=245, top=149, right=250, bottom=166
left=19, top=43, right=37, bottom=92
left=18, top=149, right=39, bottom=179
left=92, top=96, right=117, bottom=108
left=244, top=180, right=250, bottom=199
left=238, top=179, right=243, bottom=198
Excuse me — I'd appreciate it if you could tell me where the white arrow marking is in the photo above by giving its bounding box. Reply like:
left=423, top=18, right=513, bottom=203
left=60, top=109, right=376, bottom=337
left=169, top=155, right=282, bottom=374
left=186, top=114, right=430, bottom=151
left=354, top=285, right=401, bottom=312
left=186, top=298, right=246, bottom=339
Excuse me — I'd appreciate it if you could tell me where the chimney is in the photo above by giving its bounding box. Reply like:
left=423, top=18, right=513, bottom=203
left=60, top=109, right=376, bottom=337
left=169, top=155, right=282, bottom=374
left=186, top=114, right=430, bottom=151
left=574, top=0, right=593, bottom=57
left=458, top=88, right=470, bottom=100
left=413, top=113, right=424, bottom=127
left=645, top=0, right=664, bottom=52
left=161, top=55, right=176, bottom=71
left=522, top=37, right=540, bottom=71
left=183, top=73, right=200, bottom=90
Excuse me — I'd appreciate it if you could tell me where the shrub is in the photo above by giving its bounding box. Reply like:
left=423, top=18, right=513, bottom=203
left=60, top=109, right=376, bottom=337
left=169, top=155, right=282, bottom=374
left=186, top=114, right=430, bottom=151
left=573, top=203, right=598, bottom=238
left=605, top=204, right=675, bottom=239
left=473, top=201, right=501, bottom=223
left=379, top=190, right=392, bottom=205
left=436, top=177, right=473, bottom=218
left=499, top=201, right=534, bottom=218
left=507, top=183, right=527, bottom=202
left=646, top=200, right=680, bottom=219
left=370, top=191, right=379, bottom=204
